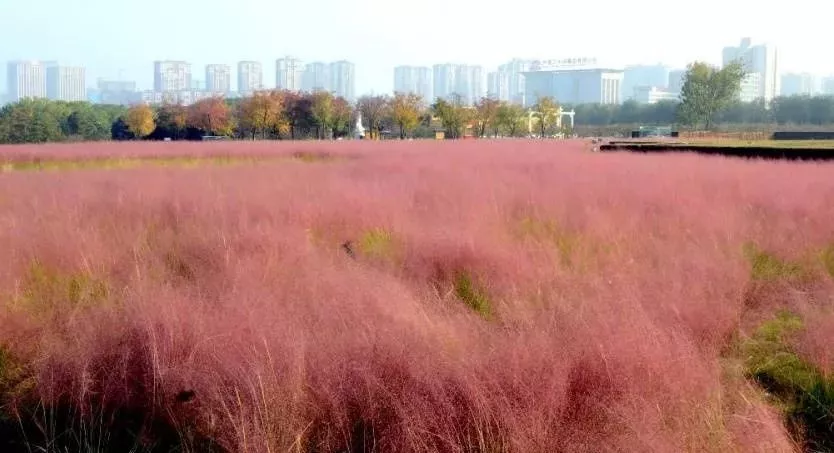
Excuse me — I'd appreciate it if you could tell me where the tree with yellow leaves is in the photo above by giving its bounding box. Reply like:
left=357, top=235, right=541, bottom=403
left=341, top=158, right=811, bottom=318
left=390, top=93, right=423, bottom=139
left=124, top=104, right=156, bottom=139
left=310, top=91, right=335, bottom=139
left=238, top=91, right=284, bottom=139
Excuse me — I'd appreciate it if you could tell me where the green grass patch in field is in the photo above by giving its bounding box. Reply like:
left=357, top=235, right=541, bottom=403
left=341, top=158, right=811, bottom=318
left=357, top=228, right=400, bottom=262
left=0, top=346, right=33, bottom=407
left=453, top=272, right=493, bottom=320
left=8, top=261, right=111, bottom=318
left=742, top=242, right=809, bottom=282
left=819, top=245, right=834, bottom=279
left=742, top=312, right=834, bottom=451
left=514, top=217, right=616, bottom=271
left=516, top=217, right=579, bottom=266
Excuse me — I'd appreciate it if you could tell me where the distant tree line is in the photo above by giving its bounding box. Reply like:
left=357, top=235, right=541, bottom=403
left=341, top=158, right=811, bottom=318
left=570, top=96, right=834, bottom=128
left=4, top=68, right=834, bottom=145
left=0, top=91, right=560, bottom=144
left=0, top=100, right=126, bottom=144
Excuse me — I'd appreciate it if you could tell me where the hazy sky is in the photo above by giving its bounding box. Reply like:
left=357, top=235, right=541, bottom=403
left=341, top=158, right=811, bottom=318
left=0, top=0, right=830, bottom=94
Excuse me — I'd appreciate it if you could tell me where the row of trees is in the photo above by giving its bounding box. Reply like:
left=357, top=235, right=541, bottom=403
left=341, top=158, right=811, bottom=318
left=114, top=91, right=564, bottom=143
left=115, top=91, right=357, bottom=142
left=430, top=95, right=562, bottom=139
left=675, top=61, right=834, bottom=129
left=5, top=65, right=834, bottom=144
left=0, top=92, right=561, bottom=144
left=574, top=64, right=834, bottom=128
left=0, top=100, right=126, bottom=144
left=570, top=97, right=834, bottom=128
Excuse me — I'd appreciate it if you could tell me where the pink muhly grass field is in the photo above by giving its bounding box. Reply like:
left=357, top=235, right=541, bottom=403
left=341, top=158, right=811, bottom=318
left=1, top=139, right=833, bottom=452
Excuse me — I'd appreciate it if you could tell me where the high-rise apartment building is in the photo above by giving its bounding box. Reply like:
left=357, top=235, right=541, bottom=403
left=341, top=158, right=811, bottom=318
left=393, top=66, right=433, bottom=101
left=823, top=76, right=834, bottom=95
left=781, top=72, right=820, bottom=96
left=432, top=64, right=483, bottom=105
left=302, top=62, right=330, bottom=93
left=154, top=61, right=192, bottom=92
left=237, top=61, right=263, bottom=93
left=488, top=59, right=532, bottom=105
left=668, top=69, right=687, bottom=93
left=722, top=38, right=779, bottom=103
left=46, top=65, right=86, bottom=101
left=622, top=64, right=670, bottom=100
left=275, top=57, right=303, bottom=91
left=329, top=60, right=355, bottom=101
left=205, top=64, right=231, bottom=93
left=738, top=73, right=762, bottom=102
left=457, top=65, right=483, bottom=105
left=432, top=64, right=456, bottom=101
left=487, top=71, right=501, bottom=99
left=6, top=61, right=46, bottom=101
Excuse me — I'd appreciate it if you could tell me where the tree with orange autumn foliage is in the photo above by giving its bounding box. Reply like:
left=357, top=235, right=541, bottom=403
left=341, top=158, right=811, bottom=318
left=238, top=91, right=284, bottom=139
left=187, top=97, right=233, bottom=136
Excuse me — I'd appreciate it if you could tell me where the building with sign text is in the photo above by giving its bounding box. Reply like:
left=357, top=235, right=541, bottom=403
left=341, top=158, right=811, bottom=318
left=522, top=58, right=623, bottom=106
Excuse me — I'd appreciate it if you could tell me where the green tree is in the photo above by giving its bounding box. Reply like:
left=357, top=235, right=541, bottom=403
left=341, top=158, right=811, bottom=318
left=474, top=97, right=500, bottom=137
left=533, top=96, right=559, bottom=137
left=432, top=95, right=469, bottom=139
left=238, top=91, right=284, bottom=139
left=390, top=92, right=423, bottom=139
left=156, top=103, right=188, bottom=139
left=495, top=102, right=527, bottom=137
left=678, top=61, right=746, bottom=129
left=65, top=106, right=110, bottom=140
left=0, top=99, right=63, bottom=143
left=310, top=91, right=335, bottom=139
left=615, top=100, right=641, bottom=124
left=331, top=96, right=353, bottom=138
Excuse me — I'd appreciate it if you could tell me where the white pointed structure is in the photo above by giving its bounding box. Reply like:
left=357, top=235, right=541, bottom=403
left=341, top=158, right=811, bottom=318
left=354, top=111, right=366, bottom=139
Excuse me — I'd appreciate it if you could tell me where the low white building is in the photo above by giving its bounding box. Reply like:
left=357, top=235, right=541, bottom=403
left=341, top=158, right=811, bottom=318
left=632, top=86, right=678, bottom=104
left=139, top=90, right=226, bottom=106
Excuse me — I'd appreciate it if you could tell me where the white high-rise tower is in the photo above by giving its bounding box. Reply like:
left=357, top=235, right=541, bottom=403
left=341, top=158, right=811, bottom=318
left=276, top=57, right=303, bottom=91
left=722, top=38, right=779, bottom=103
left=7, top=61, right=47, bottom=101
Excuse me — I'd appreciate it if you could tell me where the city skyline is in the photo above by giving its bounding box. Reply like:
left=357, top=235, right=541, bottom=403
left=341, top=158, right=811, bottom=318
left=7, top=53, right=834, bottom=107
left=0, top=0, right=831, bottom=97
left=7, top=40, right=834, bottom=106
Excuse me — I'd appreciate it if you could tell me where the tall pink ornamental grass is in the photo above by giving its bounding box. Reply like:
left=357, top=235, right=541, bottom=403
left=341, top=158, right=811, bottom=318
left=2, top=139, right=831, bottom=452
